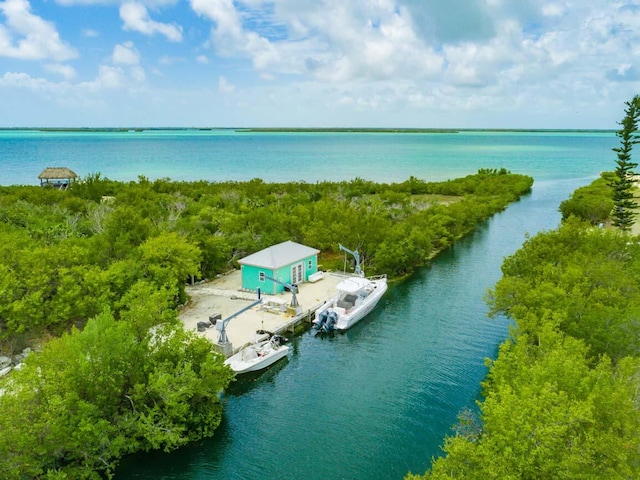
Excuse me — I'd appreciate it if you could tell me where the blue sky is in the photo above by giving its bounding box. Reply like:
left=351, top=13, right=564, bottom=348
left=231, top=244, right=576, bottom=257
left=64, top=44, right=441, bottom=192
left=1, top=0, right=639, bottom=128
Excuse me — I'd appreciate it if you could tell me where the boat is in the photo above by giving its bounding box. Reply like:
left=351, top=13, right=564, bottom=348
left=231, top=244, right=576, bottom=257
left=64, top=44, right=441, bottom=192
left=313, top=274, right=387, bottom=333
left=224, top=333, right=290, bottom=374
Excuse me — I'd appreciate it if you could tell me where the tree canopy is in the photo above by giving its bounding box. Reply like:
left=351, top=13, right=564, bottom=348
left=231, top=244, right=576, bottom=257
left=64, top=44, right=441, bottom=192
left=559, top=172, right=614, bottom=225
left=0, top=309, right=233, bottom=479
left=0, top=170, right=532, bottom=348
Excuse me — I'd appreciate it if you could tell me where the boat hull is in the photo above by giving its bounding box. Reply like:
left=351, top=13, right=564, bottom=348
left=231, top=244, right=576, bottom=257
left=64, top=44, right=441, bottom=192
left=335, top=279, right=387, bottom=330
left=314, top=275, right=387, bottom=332
left=224, top=342, right=290, bottom=374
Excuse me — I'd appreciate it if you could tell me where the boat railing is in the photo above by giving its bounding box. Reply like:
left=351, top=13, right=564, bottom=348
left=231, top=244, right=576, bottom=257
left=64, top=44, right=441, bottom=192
left=367, top=274, right=387, bottom=281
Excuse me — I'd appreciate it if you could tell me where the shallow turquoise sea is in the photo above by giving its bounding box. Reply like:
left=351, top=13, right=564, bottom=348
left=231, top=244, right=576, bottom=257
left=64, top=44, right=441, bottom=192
left=0, top=129, right=614, bottom=185
left=0, top=130, right=618, bottom=479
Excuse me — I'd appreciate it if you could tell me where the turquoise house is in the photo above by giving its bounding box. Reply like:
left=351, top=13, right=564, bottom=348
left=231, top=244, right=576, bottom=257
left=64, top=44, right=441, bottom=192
left=239, top=241, right=320, bottom=294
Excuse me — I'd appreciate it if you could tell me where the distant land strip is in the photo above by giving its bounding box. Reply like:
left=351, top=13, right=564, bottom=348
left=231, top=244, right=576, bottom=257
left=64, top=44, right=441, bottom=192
left=238, top=127, right=616, bottom=134
left=0, top=127, right=615, bottom=134
left=236, top=127, right=460, bottom=133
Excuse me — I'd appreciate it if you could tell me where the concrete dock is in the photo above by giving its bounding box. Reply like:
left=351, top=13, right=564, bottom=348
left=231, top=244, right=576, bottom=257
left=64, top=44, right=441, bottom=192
left=179, top=270, right=347, bottom=355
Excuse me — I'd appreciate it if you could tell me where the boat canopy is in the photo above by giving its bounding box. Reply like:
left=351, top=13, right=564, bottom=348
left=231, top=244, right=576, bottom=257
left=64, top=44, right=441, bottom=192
left=336, top=276, right=369, bottom=293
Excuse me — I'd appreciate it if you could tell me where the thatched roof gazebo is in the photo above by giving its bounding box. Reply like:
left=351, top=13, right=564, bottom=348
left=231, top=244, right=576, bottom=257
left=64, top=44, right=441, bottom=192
left=38, top=167, right=78, bottom=189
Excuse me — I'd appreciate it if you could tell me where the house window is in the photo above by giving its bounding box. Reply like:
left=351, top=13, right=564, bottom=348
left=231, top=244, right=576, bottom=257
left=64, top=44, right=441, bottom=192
left=259, top=272, right=265, bottom=282
left=308, top=260, right=313, bottom=270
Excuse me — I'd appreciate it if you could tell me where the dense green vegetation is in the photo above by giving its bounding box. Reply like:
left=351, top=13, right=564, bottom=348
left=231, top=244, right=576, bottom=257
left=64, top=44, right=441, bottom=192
left=0, top=170, right=531, bottom=478
left=410, top=198, right=640, bottom=479
left=0, top=313, right=233, bottom=479
left=559, top=172, right=614, bottom=224
left=0, top=170, right=531, bottom=349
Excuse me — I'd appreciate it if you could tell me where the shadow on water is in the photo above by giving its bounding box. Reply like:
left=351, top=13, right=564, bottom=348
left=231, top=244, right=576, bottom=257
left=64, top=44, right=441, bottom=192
left=226, top=355, right=291, bottom=397
left=115, top=416, right=231, bottom=480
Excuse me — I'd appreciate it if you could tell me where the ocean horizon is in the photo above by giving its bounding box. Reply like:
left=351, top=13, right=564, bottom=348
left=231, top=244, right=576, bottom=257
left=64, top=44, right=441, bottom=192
left=0, top=129, right=617, bottom=187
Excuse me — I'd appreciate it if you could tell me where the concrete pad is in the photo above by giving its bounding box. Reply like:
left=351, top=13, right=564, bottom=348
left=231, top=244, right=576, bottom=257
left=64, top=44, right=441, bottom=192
left=180, top=270, right=347, bottom=355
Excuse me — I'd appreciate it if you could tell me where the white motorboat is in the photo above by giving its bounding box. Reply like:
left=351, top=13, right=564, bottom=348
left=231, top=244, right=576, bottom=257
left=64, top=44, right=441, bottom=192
left=224, top=334, right=290, bottom=374
left=313, top=274, right=387, bottom=332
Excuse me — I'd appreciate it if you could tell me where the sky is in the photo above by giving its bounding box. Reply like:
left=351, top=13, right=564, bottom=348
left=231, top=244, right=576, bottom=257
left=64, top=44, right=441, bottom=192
left=1, top=0, right=640, bottom=128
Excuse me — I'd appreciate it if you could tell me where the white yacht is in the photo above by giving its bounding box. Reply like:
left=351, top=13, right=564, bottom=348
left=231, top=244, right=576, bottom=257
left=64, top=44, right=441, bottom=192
left=313, top=274, right=387, bottom=332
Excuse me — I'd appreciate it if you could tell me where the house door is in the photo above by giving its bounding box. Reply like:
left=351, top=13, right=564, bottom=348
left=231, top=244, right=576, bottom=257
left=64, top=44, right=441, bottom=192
left=291, top=262, right=304, bottom=284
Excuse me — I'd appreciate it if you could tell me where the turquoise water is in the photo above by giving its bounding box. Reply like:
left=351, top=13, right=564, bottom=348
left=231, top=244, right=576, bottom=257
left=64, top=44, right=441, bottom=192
left=0, top=130, right=618, bottom=478
left=0, top=129, right=614, bottom=185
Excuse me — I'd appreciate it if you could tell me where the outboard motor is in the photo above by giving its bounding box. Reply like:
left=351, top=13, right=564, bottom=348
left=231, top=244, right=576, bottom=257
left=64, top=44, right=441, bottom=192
left=322, top=311, right=338, bottom=333
left=314, top=310, right=329, bottom=330
left=271, top=334, right=288, bottom=345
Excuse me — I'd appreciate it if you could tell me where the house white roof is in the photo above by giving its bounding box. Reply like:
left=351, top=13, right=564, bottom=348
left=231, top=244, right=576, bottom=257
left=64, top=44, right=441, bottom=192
left=239, top=241, right=320, bottom=269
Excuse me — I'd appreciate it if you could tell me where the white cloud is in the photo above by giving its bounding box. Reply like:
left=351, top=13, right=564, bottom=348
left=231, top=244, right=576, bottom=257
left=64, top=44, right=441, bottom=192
left=112, top=41, right=140, bottom=65
left=542, top=3, right=565, bottom=17
left=0, top=64, right=126, bottom=95
left=109, top=42, right=147, bottom=87
left=190, top=0, right=242, bottom=39
left=0, top=0, right=78, bottom=61
left=158, top=55, right=185, bottom=65
left=92, top=65, right=126, bottom=88
left=0, top=43, right=145, bottom=105
left=190, top=0, right=274, bottom=60
left=82, top=28, right=99, bottom=38
left=120, top=2, right=183, bottom=42
left=0, top=62, right=146, bottom=99
left=2, top=0, right=640, bottom=128
left=56, top=0, right=176, bottom=5
left=190, top=0, right=443, bottom=82
left=0, top=71, right=56, bottom=90
left=218, top=75, right=235, bottom=93
left=131, top=65, right=146, bottom=82
left=44, top=63, right=77, bottom=80
left=181, top=0, right=640, bottom=127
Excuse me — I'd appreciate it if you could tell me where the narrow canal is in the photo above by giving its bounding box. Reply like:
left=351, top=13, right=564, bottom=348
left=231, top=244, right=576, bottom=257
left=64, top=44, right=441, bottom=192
left=117, top=175, right=590, bottom=479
